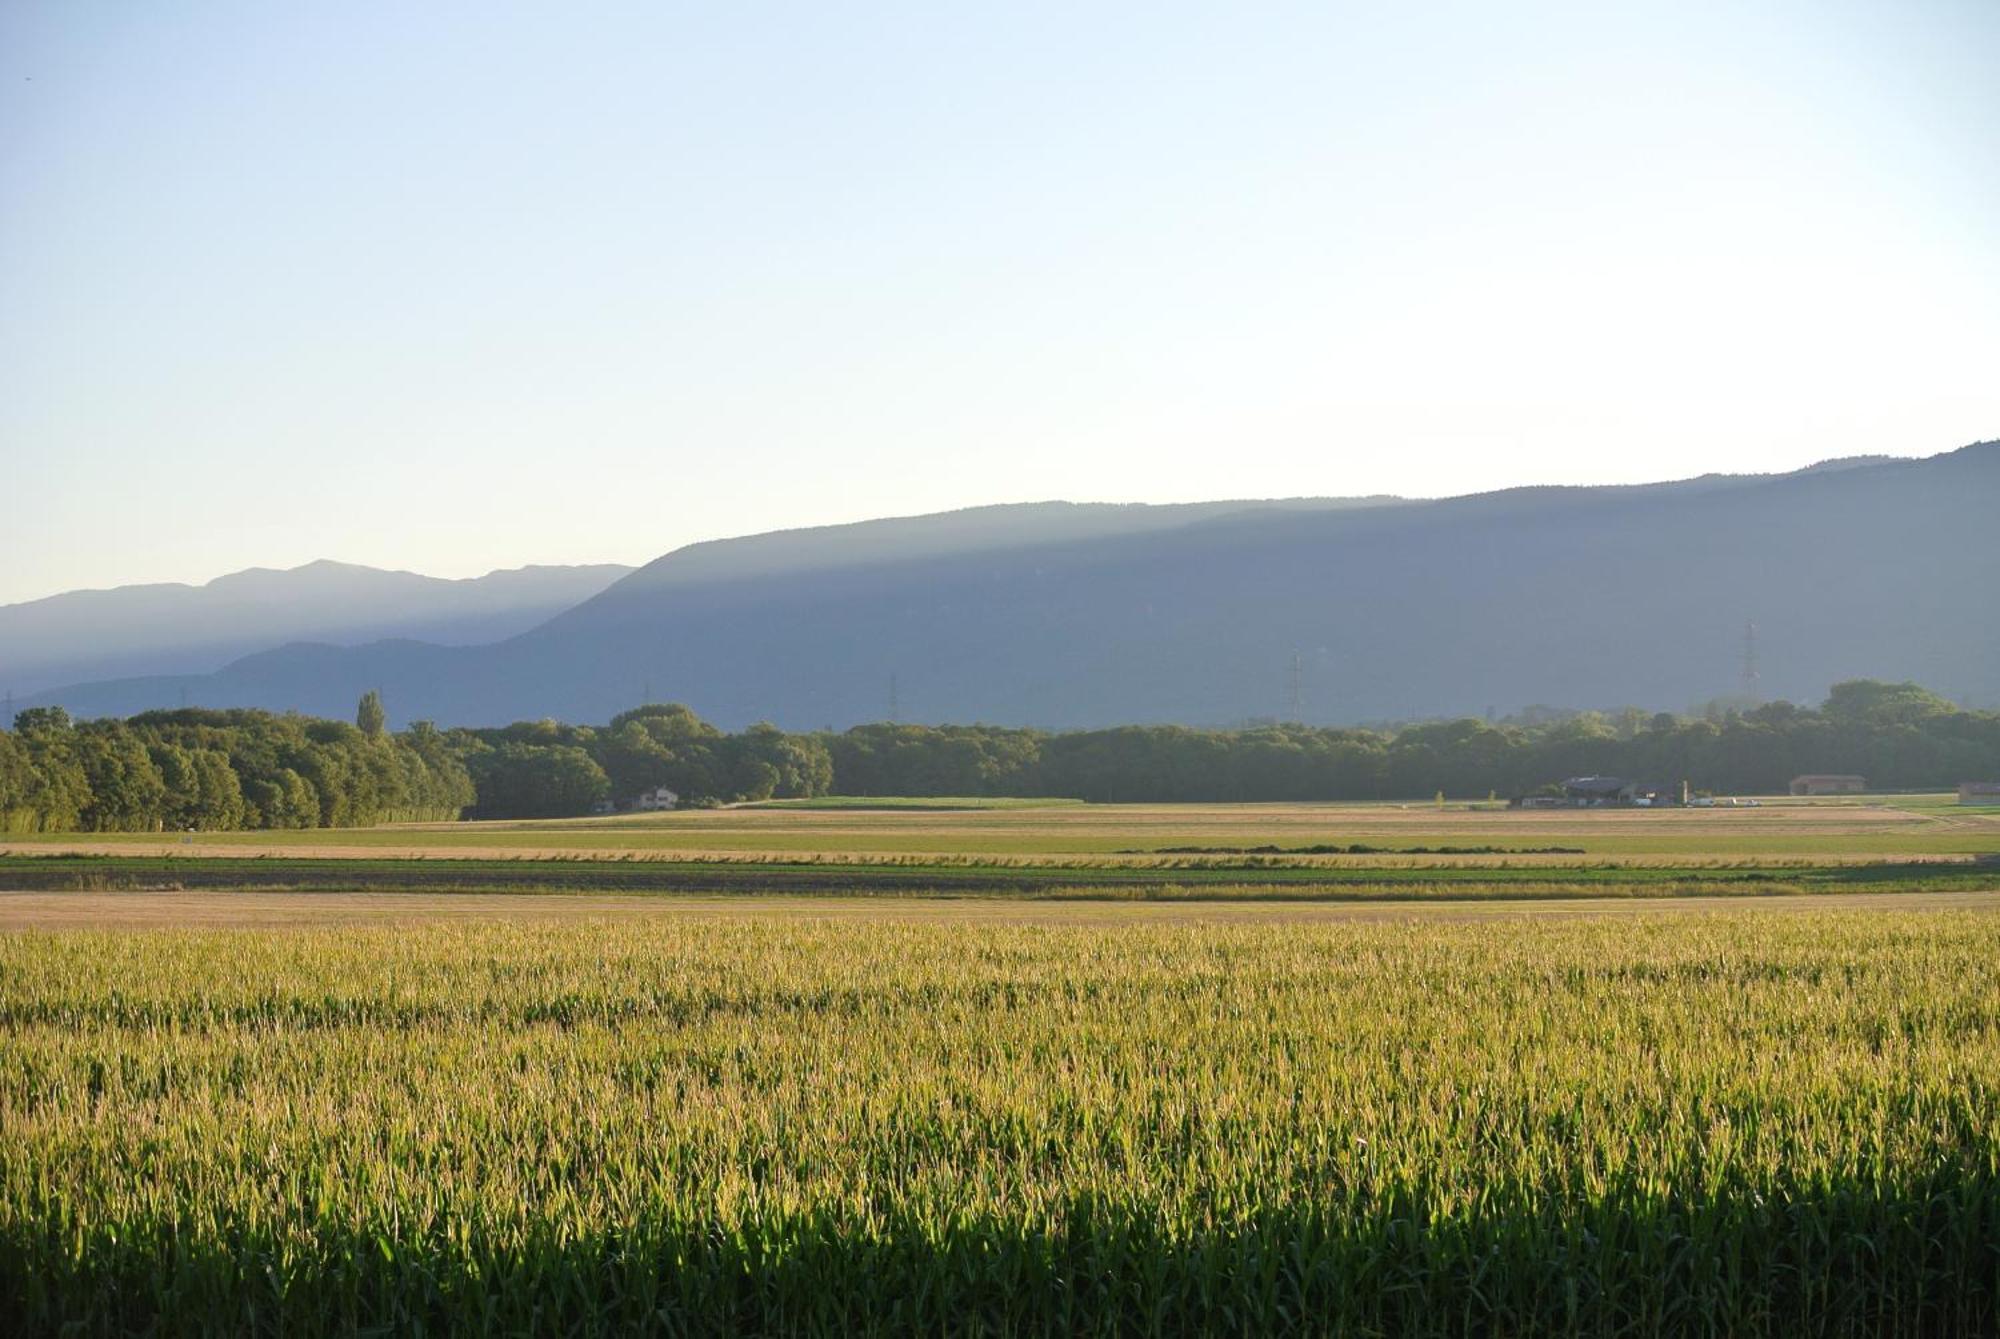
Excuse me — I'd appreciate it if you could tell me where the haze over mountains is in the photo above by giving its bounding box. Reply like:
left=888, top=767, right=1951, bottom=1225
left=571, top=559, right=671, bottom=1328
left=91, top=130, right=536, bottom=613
left=15, top=443, right=1999, bottom=728
left=0, top=562, right=632, bottom=700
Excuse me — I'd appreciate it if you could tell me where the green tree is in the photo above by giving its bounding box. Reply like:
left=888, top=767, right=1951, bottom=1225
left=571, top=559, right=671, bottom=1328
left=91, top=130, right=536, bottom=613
left=148, top=741, right=200, bottom=829
left=608, top=702, right=718, bottom=743
left=727, top=724, right=834, bottom=799
left=357, top=690, right=387, bottom=738
left=594, top=705, right=725, bottom=802
left=73, top=722, right=168, bottom=832
left=467, top=744, right=611, bottom=819
left=0, top=731, right=38, bottom=833
left=1822, top=680, right=1955, bottom=729
left=13, top=706, right=73, bottom=736
left=188, top=748, right=249, bottom=829
left=10, top=709, right=91, bottom=831
left=242, top=768, right=320, bottom=829
left=394, top=720, right=476, bottom=820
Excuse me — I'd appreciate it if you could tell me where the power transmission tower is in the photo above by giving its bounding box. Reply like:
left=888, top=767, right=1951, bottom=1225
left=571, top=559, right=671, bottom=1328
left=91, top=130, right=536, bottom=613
left=1741, top=621, right=1761, bottom=703
left=1287, top=650, right=1304, bottom=724
left=887, top=674, right=900, bottom=724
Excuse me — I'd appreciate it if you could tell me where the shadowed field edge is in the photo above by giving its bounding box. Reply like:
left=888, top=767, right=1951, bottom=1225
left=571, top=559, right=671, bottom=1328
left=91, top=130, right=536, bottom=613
left=6, top=1180, right=1998, bottom=1336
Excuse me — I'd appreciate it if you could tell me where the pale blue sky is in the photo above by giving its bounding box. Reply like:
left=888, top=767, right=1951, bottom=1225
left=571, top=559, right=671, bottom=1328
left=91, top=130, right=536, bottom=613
left=3, top=0, right=1996, bottom=604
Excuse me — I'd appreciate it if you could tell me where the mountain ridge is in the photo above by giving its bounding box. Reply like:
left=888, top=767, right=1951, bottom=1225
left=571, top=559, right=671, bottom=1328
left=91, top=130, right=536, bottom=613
left=16, top=443, right=1997, bottom=726
left=0, top=561, right=634, bottom=699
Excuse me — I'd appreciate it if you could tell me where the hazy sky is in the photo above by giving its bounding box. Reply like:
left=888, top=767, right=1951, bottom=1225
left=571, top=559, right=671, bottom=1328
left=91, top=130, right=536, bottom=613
left=3, top=1, right=1996, bottom=605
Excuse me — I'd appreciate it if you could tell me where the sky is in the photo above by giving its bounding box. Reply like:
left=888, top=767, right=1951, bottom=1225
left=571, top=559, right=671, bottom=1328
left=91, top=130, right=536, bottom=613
left=2, top=0, right=1997, bottom=605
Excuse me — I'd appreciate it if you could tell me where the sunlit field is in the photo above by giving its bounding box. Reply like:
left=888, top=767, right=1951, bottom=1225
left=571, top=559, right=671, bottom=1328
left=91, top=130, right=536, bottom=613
left=5, top=799, right=1999, bottom=1333
left=6, top=795, right=1999, bottom=864
left=5, top=900, right=1999, bottom=1333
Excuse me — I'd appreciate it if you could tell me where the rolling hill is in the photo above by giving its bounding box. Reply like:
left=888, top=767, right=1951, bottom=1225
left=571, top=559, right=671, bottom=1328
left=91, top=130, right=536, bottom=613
left=19, top=443, right=1999, bottom=728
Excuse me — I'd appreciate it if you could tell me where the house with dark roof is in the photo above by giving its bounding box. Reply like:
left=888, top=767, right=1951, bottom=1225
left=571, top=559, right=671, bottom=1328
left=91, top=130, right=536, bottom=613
left=1563, top=776, right=1640, bottom=806
left=1511, top=776, right=1680, bottom=808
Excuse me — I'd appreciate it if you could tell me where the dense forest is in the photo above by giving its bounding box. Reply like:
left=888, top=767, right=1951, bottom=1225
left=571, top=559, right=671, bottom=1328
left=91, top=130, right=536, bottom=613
left=3, top=681, right=1996, bottom=832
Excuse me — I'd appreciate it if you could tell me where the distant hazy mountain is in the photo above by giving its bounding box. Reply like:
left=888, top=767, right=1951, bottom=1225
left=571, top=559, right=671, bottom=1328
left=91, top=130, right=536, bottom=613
left=0, top=561, right=632, bottom=699
left=22, top=443, right=2000, bottom=727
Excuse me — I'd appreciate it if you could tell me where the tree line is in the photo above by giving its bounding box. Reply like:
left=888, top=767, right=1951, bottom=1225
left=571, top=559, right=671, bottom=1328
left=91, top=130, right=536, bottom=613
left=0, top=697, right=472, bottom=834
left=4, top=680, right=1996, bottom=831
left=823, top=681, right=2000, bottom=803
left=451, top=703, right=833, bottom=819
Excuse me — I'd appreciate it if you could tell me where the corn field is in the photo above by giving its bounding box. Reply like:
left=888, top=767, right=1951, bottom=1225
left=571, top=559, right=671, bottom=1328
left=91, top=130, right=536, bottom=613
left=3, top=908, right=1998, bottom=1334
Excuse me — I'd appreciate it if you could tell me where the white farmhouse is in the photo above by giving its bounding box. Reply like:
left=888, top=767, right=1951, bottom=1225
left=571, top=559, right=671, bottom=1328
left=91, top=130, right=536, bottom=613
left=634, top=786, right=680, bottom=812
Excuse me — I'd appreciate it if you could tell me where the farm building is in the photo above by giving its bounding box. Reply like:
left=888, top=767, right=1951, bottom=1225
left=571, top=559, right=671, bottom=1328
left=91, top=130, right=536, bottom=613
left=1513, top=777, right=1678, bottom=808
left=586, top=787, right=680, bottom=815
left=1790, top=774, right=1865, bottom=796
left=1564, top=776, right=1640, bottom=806
left=1961, top=782, right=2000, bottom=805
